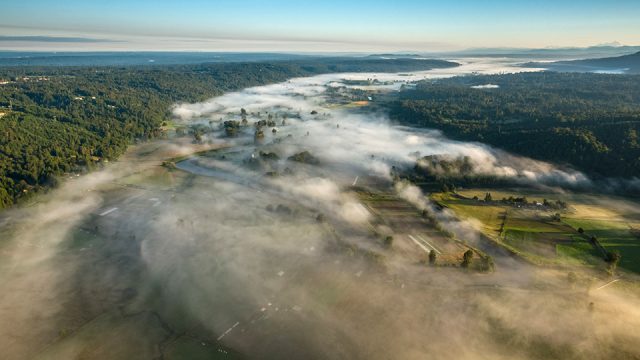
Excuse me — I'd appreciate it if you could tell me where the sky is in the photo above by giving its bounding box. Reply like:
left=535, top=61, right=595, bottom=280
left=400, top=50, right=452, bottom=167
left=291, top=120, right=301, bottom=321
left=1, top=0, right=639, bottom=52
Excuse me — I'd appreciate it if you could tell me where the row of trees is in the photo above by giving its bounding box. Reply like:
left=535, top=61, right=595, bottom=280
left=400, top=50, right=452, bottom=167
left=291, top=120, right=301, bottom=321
left=426, top=248, right=493, bottom=272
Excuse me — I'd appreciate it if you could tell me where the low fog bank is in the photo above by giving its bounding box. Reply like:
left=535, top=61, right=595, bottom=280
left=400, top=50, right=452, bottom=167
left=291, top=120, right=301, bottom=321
left=135, top=166, right=640, bottom=360
left=0, top=60, right=639, bottom=359
left=172, top=61, right=591, bottom=191
left=162, top=63, right=640, bottom=358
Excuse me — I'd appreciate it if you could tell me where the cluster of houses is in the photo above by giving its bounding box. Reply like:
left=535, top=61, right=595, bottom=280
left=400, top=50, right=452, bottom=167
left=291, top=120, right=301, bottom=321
left=73, top=96, right=98, bottom=101
left=0, top=76, right=50, bottom=84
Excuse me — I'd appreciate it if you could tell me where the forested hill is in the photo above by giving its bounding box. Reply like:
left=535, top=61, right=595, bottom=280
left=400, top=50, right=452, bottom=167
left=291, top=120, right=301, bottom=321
left=0, top=58, right=457, bottom=208
left=561, top=51, right=640, bottom=73
left=526, top=51, right=640, bottom=74
left=390, top=72, right=640, bottom=180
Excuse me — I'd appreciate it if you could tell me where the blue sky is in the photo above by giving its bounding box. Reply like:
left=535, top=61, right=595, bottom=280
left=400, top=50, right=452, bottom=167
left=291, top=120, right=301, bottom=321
left=1, top=0, right=639, bottom=51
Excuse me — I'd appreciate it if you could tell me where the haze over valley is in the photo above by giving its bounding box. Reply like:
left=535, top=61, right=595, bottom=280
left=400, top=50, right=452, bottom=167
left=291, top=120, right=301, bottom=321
left=1, top=1, right=640, bottom=359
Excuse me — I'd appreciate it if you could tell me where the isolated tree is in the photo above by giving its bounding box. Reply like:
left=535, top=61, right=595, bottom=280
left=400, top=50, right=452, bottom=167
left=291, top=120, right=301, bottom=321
left=226, top=126, right=238, bottom=137
left=606, top=251, right=621, bottom=274
left=481, top=256, right=495, bottom=272
left=461, top=250, right=474, bottom=268
left=384, top=236, right=394, bottom=248
left=44, top=173, right=59, bottom=188
left=578, top=227, right=584, bottom=234
left=484, top=192, right=493, bottom=202
left=429, top=250, right=437, bottom=265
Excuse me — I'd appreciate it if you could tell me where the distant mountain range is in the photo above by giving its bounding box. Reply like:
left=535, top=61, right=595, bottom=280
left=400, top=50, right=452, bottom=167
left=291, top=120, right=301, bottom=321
left=0, top=51, right=318, bottom=67
left=449, top=45, right=640, bottom=58
left=526, top=51, right=640, bottom=74
left=2, top=45, right=639, bottom=69
left=366, top=45, right=640, bottom=60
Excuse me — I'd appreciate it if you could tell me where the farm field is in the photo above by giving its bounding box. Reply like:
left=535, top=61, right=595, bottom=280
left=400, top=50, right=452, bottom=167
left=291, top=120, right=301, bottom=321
left=359, top=190, right=488, bottom=269
left=563, top=204, right=640, bottom=273
left=434, top=189, right=640, bottom=273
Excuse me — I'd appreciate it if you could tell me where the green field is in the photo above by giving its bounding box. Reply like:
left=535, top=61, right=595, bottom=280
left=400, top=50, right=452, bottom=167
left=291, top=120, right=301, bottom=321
left=563, top=218, right=640, bottom=273
left=435, top=189, right=640, bottom=273
left=499, top=214, right=587, bottom=265
left=455, top=189, right=551, bottom=204
left=432, top=192, right=505, bottom=235
left=556, top=239, right=602, bottom=266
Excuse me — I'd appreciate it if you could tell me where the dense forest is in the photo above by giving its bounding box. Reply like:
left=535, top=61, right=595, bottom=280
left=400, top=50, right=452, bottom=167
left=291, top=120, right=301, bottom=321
left=567, top=50, right=640, bottom=73
left=391, top=72, right=640, bottom=179
left=0, top=58, right=456, bottom=208
left=526, top=51, right=640, bottom=74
